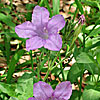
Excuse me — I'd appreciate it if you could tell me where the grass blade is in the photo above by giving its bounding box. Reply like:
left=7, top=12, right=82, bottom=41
left=7, top=50, right=25, bottom=83
left=52, top=0, right=60, bottom=15
left=4, top=33, right=11, bottom=64
left=75, top=0, right=84, bottom=14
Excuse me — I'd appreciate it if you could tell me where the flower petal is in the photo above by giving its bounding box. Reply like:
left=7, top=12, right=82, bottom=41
left=47, top=15, right=65, bottom=33
left=28, top=97, right=36, bottom=100
left=26, top=36, right=43, bottom=51
left=34, top=81, right=53, bottom=100
left=53, top=81, right=72, bottom=100
left=15, top=21, right=37, bottom=38
left=44, top=33, right=62, bottom=51
left=32, top=6, right=49, bottom=27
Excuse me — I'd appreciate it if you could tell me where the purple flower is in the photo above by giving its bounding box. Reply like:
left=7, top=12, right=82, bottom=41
left=78, top=14, right=85, bottom=25
left=15, top=6, right=65, bottom=51
left=28, top=81, right=72, bottom=100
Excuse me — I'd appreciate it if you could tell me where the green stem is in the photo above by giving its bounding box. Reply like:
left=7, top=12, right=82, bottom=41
left=59, top=52, right=65, bottom=81
left=51, top=51, right=72, bottom=70
left=29, top=50, right=34, bottom=97
left=29, top=50, right=34, bottom=73
left=79, top=69, right=84, bottom=100
left=72, top=7, right=78, bottom=22
left=10, top=0, right=13, bottom=9
left=82, top=25, right=86, bottom=52
left=83, top=33, right=85, bottom=51
left=36, top=54, right=40, bottom=81
left=43, top=52, right=59, bottom=82
left=37, top=50, right=44, bottom=81
left=44, top=0, right=52, bottom=17
left=3, top=94, right=5, bottom=100
left=37, top=0, right=41, bottom=5
left=96, top=63, right=100, bottom=82
left=39, top=0, right=44, bottom=6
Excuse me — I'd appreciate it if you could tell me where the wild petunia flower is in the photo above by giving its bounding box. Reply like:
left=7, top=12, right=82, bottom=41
left=28, top=81, right=72, bottom=100
left=15, top=6, right=65, bottom=51
left=78, top=14, right=85, bottom=25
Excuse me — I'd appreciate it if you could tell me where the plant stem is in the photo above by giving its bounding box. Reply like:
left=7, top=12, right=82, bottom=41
left=39, top=0, right=44, bottom=6
left=44, top=0, right=52, bottom=17
left=37, top=50, right=44, bottom=81
left=79, top=69, right=84, bottom=100
left=29, top=50, right=34, bottom=74
left=72, top=7, right=78, bottom=22
left=36, top=54, right=40, bottom=81
left=43, top=52, right=59, bottom=82
left=82, top=25, right=85, bottom=51
left=10, top=0, right=13, bottom=9
left=59, top=52, right=65, bottom=81
left=51, top=50, right=72, bottom=70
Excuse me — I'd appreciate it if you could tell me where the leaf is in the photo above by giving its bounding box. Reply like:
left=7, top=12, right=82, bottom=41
left=4, top=33, right=11, bottom=64
left=75, top=0, right=84, bottom=14
left=83, top=89, right=100, bottom=100
left=0, top=82, right=16, bottom=97
left=0, top=13, right=15, bottom=27
left=76, top=52, right=94, bottom=63
left=18, top=73, right=33, bottom=83
left=25, top=4, right=35, bottom=21
left=69, top=90, right=82, bottom=100
left=89, top=27, right=100, bottom=36
left=85, top=41, right=100, bottom=51
left=84, top=63, right=99, bottom=74
left=15, top=73, right=34, bottom=100
left=96, top=53, right=100, bottom=65
left=67, top=63, right=82, bottom=83
left=81, top=1, right=100, bottom=10
left=53, top=0, right=60, bottom=15
left=44, top=0, right=52, bottom=17
left=0, top=7, right=11, bottom=14
left=9, top=97, right=19, bottom=100
left=7, top=50, right=25, bottom=83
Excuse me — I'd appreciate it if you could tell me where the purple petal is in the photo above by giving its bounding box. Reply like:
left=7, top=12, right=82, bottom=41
left=33, top=81, right=53, bottom=100
left=44, top=33, right=62, bottom=51
left=47, top=15, right=65, bottom=33
left=28, top=97, right=36, bottom=100
left=53, top=81, right=72, bottom=100
left=32, top=6, right=49, bottom=27
left=15, top=21, right=37, bottom=38
left=26, top=36, right=43, bottom=51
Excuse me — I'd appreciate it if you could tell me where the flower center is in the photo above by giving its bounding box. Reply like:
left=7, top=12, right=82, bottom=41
left=42, top=27, right=48, bottom=39
left=48, top=97, right=57, bottom=100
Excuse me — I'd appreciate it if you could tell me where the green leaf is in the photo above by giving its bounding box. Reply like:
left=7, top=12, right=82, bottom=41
left=0, top=82, right=16, bottom=97
left=69, top=90, right=82, bottom=100
left=85, top=41, right=100, bottom=51
left=89, top=27, right=100, bottom=36
left=67, top=63, right=82, bottom=83
left=9, top=97, right=19, bottom=100
left=4, top=33, right=11, bottom=64
left=53, top=0, right=60, bottom=15
left=26, top=4, right=35, bottom=10
left=0, top=22, right=3, bottom=30
left=83, top=89, right=100, bottom=100
left=25, top=4, right=35, bottom=21
left=44, top=0, right=52, bottom=17
left=84, top=63, right=99, bottom=74
left=81, top=1, right=100, bottom=10
left=7, top=50, right=25, bottom=83
left=96, top=53, right=100, bottom=65
left=76, top=52, right=94, bottom=63
left=0, top=7, right=11, bottom=14
left=75, top=0, right=84, bottom=14
left=16, top=73, right=33, bottom=100
left=0, top=13, right=15, bottom=28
